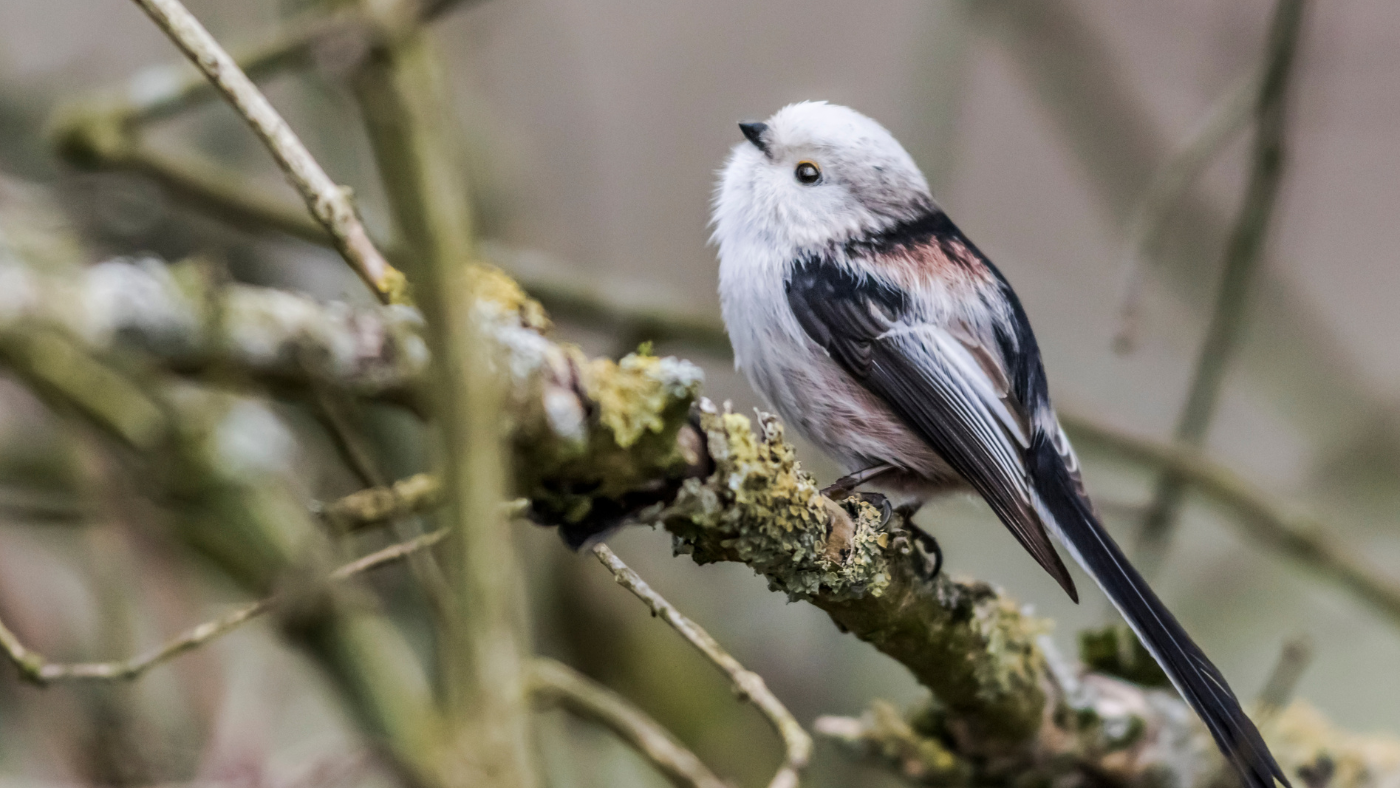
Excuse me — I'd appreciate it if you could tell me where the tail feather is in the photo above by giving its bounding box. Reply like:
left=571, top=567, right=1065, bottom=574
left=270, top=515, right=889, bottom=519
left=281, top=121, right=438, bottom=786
left=1030, top=436, right=1291, bottom=788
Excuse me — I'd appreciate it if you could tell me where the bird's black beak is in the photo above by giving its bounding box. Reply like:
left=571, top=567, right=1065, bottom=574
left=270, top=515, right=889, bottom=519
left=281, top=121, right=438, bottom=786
left=738, top=121, right=771, bottom=156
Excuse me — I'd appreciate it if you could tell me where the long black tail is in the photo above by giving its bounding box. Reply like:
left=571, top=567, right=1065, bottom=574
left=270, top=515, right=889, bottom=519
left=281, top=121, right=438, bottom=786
left=1030, top=436, right=1291, bottom=788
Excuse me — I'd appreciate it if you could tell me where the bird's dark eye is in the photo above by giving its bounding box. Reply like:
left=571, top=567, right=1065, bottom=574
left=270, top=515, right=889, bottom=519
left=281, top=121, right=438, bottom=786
left=795, top=161, right=822, bottom=185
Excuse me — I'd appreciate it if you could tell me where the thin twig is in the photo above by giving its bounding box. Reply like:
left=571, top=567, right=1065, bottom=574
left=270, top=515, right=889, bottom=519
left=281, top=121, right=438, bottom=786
left=312, top=386, right=458, bottom=628
left=591, top=544, right=811, bottom=788
left=330, top=527, right=448, bottom=580
left=314, top=385, right=388, bottom=490
left=79, top=0, right=480, bottom=130
left=1063, top=413, right=1400, bottom=629
left=109, top=7, right=374, bottom=127
left=124, top=147, right=334, bottom=245
left=126, top=0, right=408, bottom=305
left=0, top=528, right=448, bottom=685
left=1112, top=69, right=1260, bottom=353
left=529, top=658, right=732, bottom=788
left=1256, top=635, right=1313, bottom=720
left=318, top=474, right=444, bottom=530
left=1135, top=0, right=1308, bottom=570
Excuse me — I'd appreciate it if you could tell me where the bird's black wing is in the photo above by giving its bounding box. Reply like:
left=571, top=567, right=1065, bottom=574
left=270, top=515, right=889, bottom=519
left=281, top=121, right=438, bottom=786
left=785, top=213, right=1291, bottom=788
left=784, top=252, right=1078, bottom=601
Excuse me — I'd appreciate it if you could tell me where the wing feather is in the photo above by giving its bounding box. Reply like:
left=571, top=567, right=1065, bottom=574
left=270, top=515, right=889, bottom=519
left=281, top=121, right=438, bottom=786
left=786, top=257, right=1078, bottom=601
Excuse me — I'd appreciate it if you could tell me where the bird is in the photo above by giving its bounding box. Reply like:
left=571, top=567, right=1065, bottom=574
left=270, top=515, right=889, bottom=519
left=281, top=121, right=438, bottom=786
left=712, top=100, right=1290, bottom=788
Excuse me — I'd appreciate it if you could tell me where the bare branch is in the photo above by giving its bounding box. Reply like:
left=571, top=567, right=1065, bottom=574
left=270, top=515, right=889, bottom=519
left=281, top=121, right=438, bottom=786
left=1136, top=0, right=1309, bottom=568
left=99, top=8, right=375, bottom=128
left=113, top=147, right=334, bottom=246
left=125, top=0, right=408, bottom=305
left=591, top=544, right=811, bottom=788
left=1257, top=635, right=1314, bottom=720
left=330, top=527, right=449, bottom=580
left=1112, top=69, right=1258, bottom=353
left=972, top=0, right=1377, bottom=460
left=0, top=528, right=447, bottom=686
left=529, top=658, right=731, bottom=788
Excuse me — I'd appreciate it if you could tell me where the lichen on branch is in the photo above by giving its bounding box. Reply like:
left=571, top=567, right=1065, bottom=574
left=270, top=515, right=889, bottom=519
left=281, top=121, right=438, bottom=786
left=658, top=403, right=1048, bottom=747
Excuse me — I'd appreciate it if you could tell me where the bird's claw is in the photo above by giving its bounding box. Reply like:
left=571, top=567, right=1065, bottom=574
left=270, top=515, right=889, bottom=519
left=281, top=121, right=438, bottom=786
left=819, top=481, right=855, bottom=502
left=824, top=487, right=939, bottom=579
left=907, top=523, right=943, bottom=581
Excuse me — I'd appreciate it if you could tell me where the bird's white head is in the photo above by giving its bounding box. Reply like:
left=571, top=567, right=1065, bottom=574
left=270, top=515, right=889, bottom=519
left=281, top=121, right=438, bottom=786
left=712, top=101, right=933, bottom=260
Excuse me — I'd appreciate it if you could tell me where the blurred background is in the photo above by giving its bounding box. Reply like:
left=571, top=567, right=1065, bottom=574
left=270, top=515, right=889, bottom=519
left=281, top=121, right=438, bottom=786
left=0, top=0, right=1398, bottom=786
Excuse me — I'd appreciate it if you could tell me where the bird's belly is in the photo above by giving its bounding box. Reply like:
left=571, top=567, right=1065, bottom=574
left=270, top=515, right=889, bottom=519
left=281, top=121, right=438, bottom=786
left=740, top=331, right=959, bottom=495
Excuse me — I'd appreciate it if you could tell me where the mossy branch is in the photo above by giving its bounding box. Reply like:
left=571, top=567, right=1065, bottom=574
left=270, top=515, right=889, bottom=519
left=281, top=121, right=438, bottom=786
left=0, top=255, right=429, bottom=411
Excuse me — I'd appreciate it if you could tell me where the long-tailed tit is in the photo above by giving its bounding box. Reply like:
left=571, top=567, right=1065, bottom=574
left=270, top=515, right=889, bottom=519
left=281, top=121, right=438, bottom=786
left=713, top=101, right=1289, bottom=788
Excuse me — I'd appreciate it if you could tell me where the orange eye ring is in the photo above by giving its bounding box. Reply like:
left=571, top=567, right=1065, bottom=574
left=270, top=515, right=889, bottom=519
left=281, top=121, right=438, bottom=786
left=794, top=160, right=822, bottom=184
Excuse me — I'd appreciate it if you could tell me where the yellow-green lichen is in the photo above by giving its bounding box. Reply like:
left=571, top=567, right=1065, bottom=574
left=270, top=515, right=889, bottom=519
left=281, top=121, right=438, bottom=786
left=818, top=700, right=973, bottom=785
left=463, top=263, right=551, bottom=332
left=515, top=351, right=703, bottom=526
left=665, top=405, right=892, bottom=602
left=584, top=354, right=696, bottom=449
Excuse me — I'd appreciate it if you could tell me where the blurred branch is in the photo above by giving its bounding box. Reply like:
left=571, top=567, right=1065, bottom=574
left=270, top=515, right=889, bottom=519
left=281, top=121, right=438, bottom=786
left=93, top=7, right=376, bottom=128
left=0, top=326, right=169, bottom=453
left=112, top=147, right=335, bottom=246
left=312, top=384, right=458, bottom=628
left=346, top=2, right=538, bottom=782
left=529, top=657, right=732, bottom=788
left=1257, top=636, right=1314, bottom=720
left=1065, top=414, right=1400, bottom=628
left=0, top=256, right=428, bottom=412
left=970, top=0, right=1380, bottom=455
left=592, top=544, right=810, bottom=788
left=530, top=282, right=731, bottom=359
left=1, top=268, right=440, bottom=782
left=320, top=473, right=443, bottom=530
left=478, top=243, right=733, bottom=358
left=313, top=385, right=390, bottom=489
left=54, top=117, right=735, bottom=363
left=1136, top=0, right=1308, bottom=570
left=318, top=475, right=538, bottom=531
left=0, top=488, right=90, bottom=525
left=102, top=0, right=479, bottom=128
left=0, top=527, right=447, bottom=685
left=814, top=701, right=970, bottom=786
left=1112, top=69, right=1258, bottom=353
left=124, top=0, right=408, bottom=304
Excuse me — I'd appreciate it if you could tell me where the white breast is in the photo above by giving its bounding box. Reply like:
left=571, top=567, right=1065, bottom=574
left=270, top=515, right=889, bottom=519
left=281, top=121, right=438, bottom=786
left=717, top=239, right=948, bottom=483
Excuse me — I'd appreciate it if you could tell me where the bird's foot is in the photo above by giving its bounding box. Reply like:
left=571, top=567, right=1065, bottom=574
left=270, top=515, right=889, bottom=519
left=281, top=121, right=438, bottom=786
left=823, top=486, right=939, bottom=579
left=820, top=464, right=899, bottom=502
left=820, top=480, right=857, bottom=502
left=906, top=522, right=943, bottom=581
